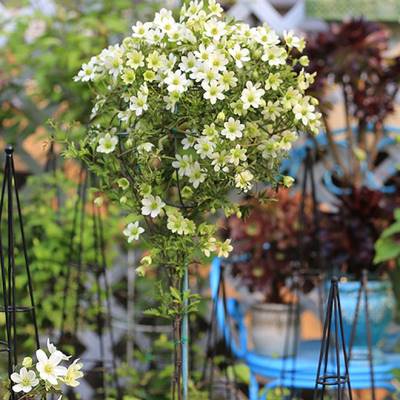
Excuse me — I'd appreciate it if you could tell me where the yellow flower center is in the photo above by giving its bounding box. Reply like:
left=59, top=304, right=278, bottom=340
left=44, top=364, right=54, bottom=374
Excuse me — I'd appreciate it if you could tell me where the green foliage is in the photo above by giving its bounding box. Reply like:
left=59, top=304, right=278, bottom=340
left=114, top=334, right=210, bottom=400
left=144, top=284, right=201, bottom=320
left=0, top=0, right=162, bottom=150
left=10, top=171, right=120, bottom=347
left=374, top=209, right=400, bottom=264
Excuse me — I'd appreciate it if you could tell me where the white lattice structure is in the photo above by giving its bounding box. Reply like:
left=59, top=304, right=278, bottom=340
left=228, top=0, right=326, bottom=32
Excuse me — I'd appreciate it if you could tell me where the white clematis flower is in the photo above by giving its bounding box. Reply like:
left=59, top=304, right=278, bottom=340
left=141, top=195, right=166, bottom=218
left=36, top=349, right=67, bottom=385
left=221, top=117, right=244, bottom=141
left=123, top=222, right=145, bottom=242
left=11, top=367, right=39, bottom=393
left=97, top=134, right=118, bottom=154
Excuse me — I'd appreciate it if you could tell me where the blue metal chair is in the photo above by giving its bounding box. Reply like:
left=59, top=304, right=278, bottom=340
left=210, top=258, right=400, bottom=399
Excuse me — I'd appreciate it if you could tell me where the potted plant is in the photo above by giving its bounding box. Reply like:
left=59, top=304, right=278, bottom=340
left=68, top=1, right=321, bottom=397
left=320, top=186, right=398, bottom=351
left=222, top=188, right=318, bottom=357
left=304, top=19, right=400, bottom=353
left=305, top=18, right=400, bottom=191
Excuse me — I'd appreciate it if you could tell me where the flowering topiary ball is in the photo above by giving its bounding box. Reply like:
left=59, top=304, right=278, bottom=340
left=72, top=0, right=321, bottom=269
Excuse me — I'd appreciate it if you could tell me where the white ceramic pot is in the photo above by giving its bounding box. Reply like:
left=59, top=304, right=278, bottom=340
left=251, top=303, right=298, bottom=357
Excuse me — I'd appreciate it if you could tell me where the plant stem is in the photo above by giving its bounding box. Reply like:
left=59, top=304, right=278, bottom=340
left=342, top=84, right=360, bottom=187
left=173, top=316, right=183, bottom=400
left=321, top=113, right=347, bottom=175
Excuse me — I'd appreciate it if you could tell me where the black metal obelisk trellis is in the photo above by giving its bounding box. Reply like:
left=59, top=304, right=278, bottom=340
left=279, top=147, right=326, bottom=399
left=348, top=270, right=376, bottom=400
left=0, top=146, right=40, bottom=399
left=314, top=278, right=352, bottom=400
left=58, top=168, right=122, bottom=399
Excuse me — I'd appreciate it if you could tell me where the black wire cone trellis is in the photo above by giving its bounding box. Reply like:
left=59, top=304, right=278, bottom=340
left=202, top=259, right=239, bottom=399
left=279, top=146, right=326, bottom=399
left=314, top=278, right=352, bottom=400
left=0, top=146, right=40, bottom=399
left=348, top=270, right=376, bottom=400
left=58, top=167, right=122, bottom=400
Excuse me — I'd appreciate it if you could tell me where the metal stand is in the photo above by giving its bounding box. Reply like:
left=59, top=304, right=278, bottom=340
left=202, top=261, right=238, bottom=399
left=0, top=146, right=40, bottom=399
left=348, top=270, right=376, bottom=400
left=314, top=278, right=352, bottom=400
left=58, top=168, right=122, bottom=399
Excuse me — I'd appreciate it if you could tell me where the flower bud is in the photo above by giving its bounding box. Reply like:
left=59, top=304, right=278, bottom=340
left=22, top=357, right=32, bottom=368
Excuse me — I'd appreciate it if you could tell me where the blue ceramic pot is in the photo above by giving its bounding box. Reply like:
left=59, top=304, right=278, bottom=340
left=339, top=280, right=395, bottom=350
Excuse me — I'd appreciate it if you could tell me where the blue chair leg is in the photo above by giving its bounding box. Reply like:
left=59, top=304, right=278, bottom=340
left=249, top=372, right=260, bottom=400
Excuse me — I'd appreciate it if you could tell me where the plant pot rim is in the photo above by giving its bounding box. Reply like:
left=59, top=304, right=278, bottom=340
left=338, top=279, right=392, bottom=290
left=251, top=302, right=291, bottom=312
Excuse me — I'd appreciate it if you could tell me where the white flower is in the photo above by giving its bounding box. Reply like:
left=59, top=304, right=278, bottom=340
left=228, top=44, right=250, bottom=68
left=63, top=359, right=84, bottom=388
left=216, top=239, right=233, bottom=258
left=165, top=70, right=189, bottom=93
left=283, top=30, right=305, bottom=51
left=220, top=71, right=238, bottom=90
left=229, top=145, right=247, bottom=166
left=202, top=237, right=217, bottom=257
left=211, top=151, right=229, bottom=172
left=262, top=100, right=282, bottom=122
left=138, top=142, right=154, bottom=153
left=129, top=92, right=148, bottom=116
left=194, top=136, right=216, bottom=159
left=194, top=44, right=213, bottom=63
left=11, top=367, right=39, bottom=393
left=262, top=46, right=287, bottom=66
left=293, top=97, right=316, bottom=125
left=146, top=29, right=165, bottom=44
left=197, top=65, right=221, bottom=84
left=282, top=87, right=302, bottom=109
left=97, top=134, right=118, bottom=154
left=147, top=51, right=166, bottom=71
left=254, top=26, right=280, bottom=47
left=181, top=136, right=196, bottom=150
left=202, top=123, right=218, bottom=138
left=36, top=349, right=67, bottom=385
left=179, top=53, right=198, bottom=72
left=221, top=117, right=244, bottom=141
left=167, top=212, right=194, bottom=235
left=75, top=60, right=97, bottom=82
left=141, top=195, right=166, bottom=218
left=204, top=18, right=226, bottom=40
left=47, top=339, right=71, bottom=361
left=126, top=50, right=145, bottom=69
left=235, top=170, right=254, bottom=192
left=123, top=222, right=145, bottom=242
left=188, top=162, right=206, bottom=188
left=265, top=72, right=283, bottom=91
left=202, top=80, right=225, bottom=105
left=172, top=154, right=194, bottom=177
left=206, top=52, right=228, bottom=72
left=132, top=21, right=152, bottom=39
left=241, top=81, right=265, bottom=110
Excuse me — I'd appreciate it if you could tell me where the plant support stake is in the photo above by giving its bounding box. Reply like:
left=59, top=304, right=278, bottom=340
left=182, top=267, right=189, bottom=400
